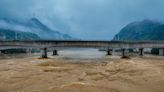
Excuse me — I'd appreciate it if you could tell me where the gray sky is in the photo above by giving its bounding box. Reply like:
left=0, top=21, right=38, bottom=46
left=0, top=0, right=164, bottom=40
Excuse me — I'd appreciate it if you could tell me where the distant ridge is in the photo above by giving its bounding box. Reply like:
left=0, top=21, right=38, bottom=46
left=0, top=28, right=40, bottom=40
left=0, top=17, right=73, bottom=40
left=113, top=19, right=164, bottom=41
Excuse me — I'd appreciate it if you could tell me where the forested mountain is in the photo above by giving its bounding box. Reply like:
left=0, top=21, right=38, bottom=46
left=0, top=18, right=73, bottom=40
left=113, top=20, right=164, bottom=41
left=0, top=28, right=40, bottom=40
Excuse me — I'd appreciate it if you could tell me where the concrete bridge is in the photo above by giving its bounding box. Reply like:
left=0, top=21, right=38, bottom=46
left=0, top=40, right=164, bottom=58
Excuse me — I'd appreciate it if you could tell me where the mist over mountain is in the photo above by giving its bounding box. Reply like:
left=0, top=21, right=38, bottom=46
left=113, top=19, right=164, bottom=41
left=0, top=18, right=73, bottom=40
left=1, top=0, right=164, bottom=40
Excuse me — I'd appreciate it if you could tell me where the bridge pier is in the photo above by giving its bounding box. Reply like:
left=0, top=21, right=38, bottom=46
left=53, top=50, right=58, bottom=56
left=41, top=48, right=48, bottom=58
left=107, top=49, right=112, bottom=55
left=122, top=49, right=126, bottom=58
left=139, top=48, right=144, bottom=56
left=26, top=48, right=32, bottom=55
left=121, top=49, right=129, bottom=58
left=159, top=48, right=164, bottom=56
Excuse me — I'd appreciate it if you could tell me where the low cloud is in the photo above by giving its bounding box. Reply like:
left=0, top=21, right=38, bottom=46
left=0, top=0, right=164, bottom=40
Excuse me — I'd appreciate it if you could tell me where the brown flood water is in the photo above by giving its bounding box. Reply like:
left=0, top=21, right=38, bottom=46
left=0, top=49, right=164, bottom=92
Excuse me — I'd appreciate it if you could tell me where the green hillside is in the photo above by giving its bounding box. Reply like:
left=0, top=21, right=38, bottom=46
left=113, top=20, right=164, bottom=41
left=0, top=29, right=40, bottom=40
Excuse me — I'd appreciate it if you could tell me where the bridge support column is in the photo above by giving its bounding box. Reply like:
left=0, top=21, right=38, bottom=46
left=41, top=48, right=48, bottom=58
left=53, top=50, right=58, bottom=56
left=139, top=48, right=144, bottom=56
left=159, top=48, right=164, bottom=56
left=121, top=49, right=129, bottom=58
left=107, top=49, right=112, bottom=55
left=26, top=48, right=32, bottom=55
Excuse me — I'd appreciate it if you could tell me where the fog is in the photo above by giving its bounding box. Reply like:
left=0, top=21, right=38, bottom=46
left=0, top=0, right=164, bottom=40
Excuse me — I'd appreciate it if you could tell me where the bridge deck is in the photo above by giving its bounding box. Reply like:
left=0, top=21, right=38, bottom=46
left=0, top=40, right=164, bottom=49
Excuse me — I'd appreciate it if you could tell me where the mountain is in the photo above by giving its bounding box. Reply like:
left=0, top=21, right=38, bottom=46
left=113, top=19, right=164, bottom=41
left=0, top=28, right=40, bottom=40
left=0, top=18, right=73, bottom=40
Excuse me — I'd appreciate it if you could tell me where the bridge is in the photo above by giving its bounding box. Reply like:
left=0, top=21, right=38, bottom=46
left=0, top=40, right=164, bottom=58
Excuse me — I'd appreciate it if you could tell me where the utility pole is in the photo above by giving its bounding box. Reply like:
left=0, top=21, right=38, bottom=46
left=15, top=32, right=16, bottom=40
left=117, top=34, right=120, bottom=41
left=15, top=32, right=18, bottom=40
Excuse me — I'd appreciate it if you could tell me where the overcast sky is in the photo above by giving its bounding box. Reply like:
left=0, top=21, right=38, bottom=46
left=0, top=0, right=164, bottom=40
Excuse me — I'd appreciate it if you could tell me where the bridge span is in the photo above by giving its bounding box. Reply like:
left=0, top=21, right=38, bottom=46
left=0, top=40, right=164, bottom=58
